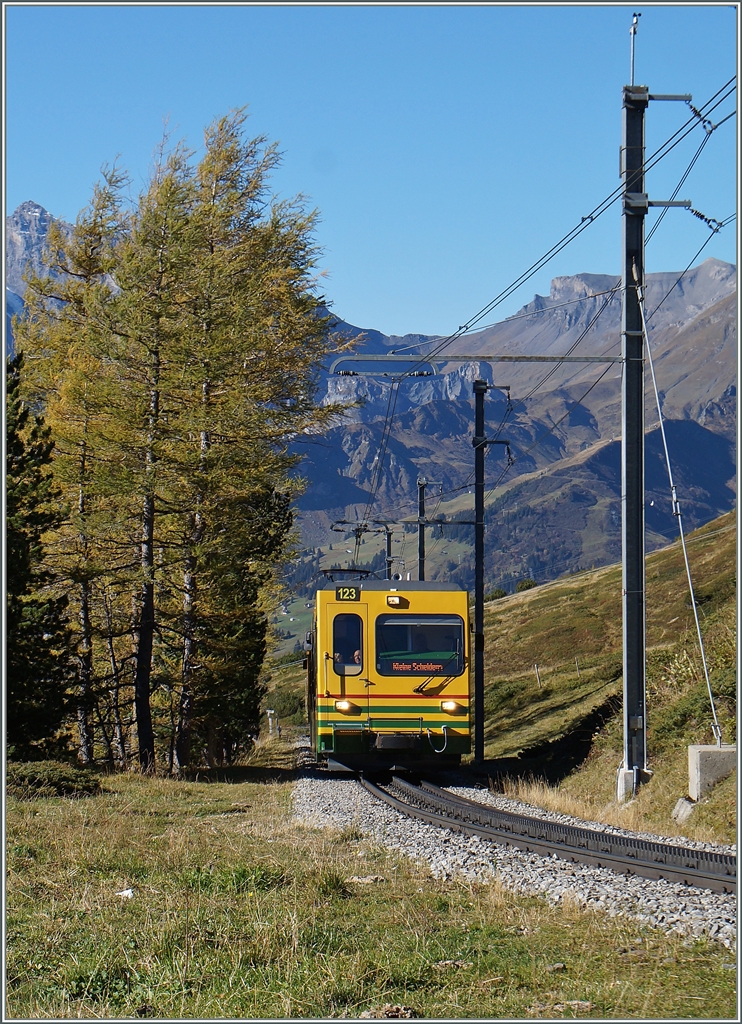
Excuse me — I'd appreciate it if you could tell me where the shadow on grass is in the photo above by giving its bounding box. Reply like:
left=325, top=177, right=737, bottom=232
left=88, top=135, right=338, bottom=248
left=474, top=691, right=622, bottom=786
left=485, top=675, right=620, bottom=734
left=183, top=765, right=300, bottom=784
left=182, top=764, right=358, bottom=785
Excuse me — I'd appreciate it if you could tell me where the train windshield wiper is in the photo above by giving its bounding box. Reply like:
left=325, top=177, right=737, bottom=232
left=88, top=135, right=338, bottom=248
left=413, top=647, right=460, bottom=694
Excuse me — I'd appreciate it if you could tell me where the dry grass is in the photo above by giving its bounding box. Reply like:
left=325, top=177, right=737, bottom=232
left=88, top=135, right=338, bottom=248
left=496, top=771, right=737, bottom=844
left=484, top=512, right=735, bottom=679
left=5, top=767, right=737, bottom=1019
left=474, top=512, right=736, bottom=844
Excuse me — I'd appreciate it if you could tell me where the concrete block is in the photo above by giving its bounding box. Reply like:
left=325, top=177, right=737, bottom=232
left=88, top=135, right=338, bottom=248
left=616, top=768, right=635, bottom=803
left=688, top=744, right=737, bottom=802
left=672, top=797, right=695, bottom=824
left=616, top=767, right=653, bottom=803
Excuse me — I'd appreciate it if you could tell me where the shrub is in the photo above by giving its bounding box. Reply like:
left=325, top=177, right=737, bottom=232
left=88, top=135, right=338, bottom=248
left=182, top=863, right=287, bottom=894
left=267, top=685, right=305, bottom=724
left=485, top=589, right=507, bottom=601
left=7, top=760, right=101, bottom=798
left=65, top=964, right=136, bottom=1004
left=515, top=579, right=537, bottom=592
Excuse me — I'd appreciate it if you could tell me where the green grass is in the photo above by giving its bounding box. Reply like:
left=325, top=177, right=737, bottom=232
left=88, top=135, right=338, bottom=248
left=8, top=515, right=735, bottom=1017
left=5, top=771, right=737, bottom=1019
left=479, top=511, right=736, bottom=844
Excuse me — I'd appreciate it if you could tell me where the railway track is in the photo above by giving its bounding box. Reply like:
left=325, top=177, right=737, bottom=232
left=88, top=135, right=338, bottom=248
left=360, top=775, right=736, bottom=894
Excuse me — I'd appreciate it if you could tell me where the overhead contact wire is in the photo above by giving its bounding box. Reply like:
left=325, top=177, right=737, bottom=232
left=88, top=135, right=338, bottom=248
left=351, top=80, right=735, bottom=531
left=396, top=79, right=735, bottom=379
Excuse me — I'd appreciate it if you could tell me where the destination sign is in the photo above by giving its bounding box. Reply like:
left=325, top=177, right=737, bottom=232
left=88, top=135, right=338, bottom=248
left=335, top=586, right=360, bottom=602
left=381, top=660, right=445, bottom=674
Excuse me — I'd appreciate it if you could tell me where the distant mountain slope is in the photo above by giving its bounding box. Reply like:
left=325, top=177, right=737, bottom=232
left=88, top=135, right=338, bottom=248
left=5, top=288, right=24, bottom=357
left=4, top=201, right=736, bottom=593
left=475, top=419, right=736, bottom=591
left=301, top=267, right=736, bottom=506
left=295, top=259, right=735, bottom=589
left=649, top=290, right=737, bottom=439
left=324, top=258, right=736, bottom=427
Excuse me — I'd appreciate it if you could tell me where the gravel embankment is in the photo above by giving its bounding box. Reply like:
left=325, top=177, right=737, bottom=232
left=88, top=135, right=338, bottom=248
left=292, top=774, right=736, bottom=950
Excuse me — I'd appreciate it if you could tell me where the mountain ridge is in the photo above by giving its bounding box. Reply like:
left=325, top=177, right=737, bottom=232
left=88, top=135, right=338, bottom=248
left=4, top=201, right=737, bottom=593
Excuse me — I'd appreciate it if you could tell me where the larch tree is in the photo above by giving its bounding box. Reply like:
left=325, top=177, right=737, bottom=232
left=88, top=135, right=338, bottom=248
left=165, top=110, right=339, bottom=767
left=109, top=143, right=196, bottom=772
left=15, top=110, right=343, bottom=771
left=16, top=171, right=133, bottom=765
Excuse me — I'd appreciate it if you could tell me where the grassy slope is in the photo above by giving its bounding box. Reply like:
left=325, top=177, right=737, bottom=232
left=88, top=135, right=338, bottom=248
left=481, top=510, right=736, bottom=844
left=5, top=773, right=736, bottom=1019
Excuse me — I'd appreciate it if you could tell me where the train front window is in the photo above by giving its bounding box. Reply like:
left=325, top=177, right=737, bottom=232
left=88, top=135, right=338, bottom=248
left=332, top=613, right=363, bottom=675
left=375, top=615, right=464, bottom=675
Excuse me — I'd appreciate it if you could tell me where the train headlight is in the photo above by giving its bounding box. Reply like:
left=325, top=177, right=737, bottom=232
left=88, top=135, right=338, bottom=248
left=335, top=700, right=354, bottom=712
left=440, top=700, right=463, bottom=713
left=387, top=595, right=401, bottom=606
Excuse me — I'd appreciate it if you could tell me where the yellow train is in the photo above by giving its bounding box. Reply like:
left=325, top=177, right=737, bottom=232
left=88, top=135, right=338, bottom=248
left=305, top=576, right=471, bottom=770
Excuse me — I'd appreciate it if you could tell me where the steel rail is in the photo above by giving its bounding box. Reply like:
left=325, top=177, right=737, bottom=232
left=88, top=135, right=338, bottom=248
left=359, top=776, right=735, bottom=894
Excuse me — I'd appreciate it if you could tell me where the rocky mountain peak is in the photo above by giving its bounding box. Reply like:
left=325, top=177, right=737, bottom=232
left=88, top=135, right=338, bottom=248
left=548, top=272, right=619, bottom=304
left=12, top=199, right=50, bottom=220
left=6, top=200, right=72, bottom=296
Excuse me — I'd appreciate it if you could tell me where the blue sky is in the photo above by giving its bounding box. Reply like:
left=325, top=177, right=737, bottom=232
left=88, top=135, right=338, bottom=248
left=4, top=3, right=738, bottom=336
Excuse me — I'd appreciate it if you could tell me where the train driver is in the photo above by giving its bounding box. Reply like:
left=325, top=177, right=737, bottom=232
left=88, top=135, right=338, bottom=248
left=333, top=613, right=363, bottom=667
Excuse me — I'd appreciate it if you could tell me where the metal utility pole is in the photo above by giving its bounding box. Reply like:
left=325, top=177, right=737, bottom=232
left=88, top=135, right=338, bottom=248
left=619, top=80, right=649, bottom=799
left=417, top=476, right=427, bottom=580
left=471, top=380, right=511, bottom=764
left=629, top=12, right=641, bottom=86
left=617, top=23, right=691, bottom=799
left=473, top=381, right=487, bottom=763
left=384, top=525, right=393, bottom=580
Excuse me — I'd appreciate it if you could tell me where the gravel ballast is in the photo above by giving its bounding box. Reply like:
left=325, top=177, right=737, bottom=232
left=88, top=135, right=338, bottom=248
left=292, top=774, right=736, bottom=950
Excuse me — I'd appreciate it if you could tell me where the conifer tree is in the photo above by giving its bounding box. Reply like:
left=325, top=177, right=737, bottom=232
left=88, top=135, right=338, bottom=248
left=111, top=110, right=341, bottom=767
left=165, top=110, right=338, bottom=766
left=15, top=111, right=343, bottom=771
left=6, top=354, right=74, bottom=758
left=109, top=144, right=195, bottom=771
left=18, top=169, right=134, bottom=765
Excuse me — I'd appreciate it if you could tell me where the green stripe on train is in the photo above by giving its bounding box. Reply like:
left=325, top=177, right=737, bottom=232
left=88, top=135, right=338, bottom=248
left=316, top=722, right=469, bottom=731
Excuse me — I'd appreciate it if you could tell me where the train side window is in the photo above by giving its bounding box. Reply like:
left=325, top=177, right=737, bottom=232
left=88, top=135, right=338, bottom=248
left=333, top=613, right=363, bottom=676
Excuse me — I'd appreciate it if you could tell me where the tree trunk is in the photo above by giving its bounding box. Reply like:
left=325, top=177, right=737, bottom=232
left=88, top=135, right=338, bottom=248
left=76, top=438, right=95, bottom=765
left=175, top=678, right=192, bottom=770
left=176, top=376, right=209, bottom=770
left=133, top=490, right=156, bottom=772
left=133, top=346, right=161, bottom=773
left=204, top=718, right=221, bottom=768
left=103, top=588, right=127, bottom=768
left=95, top=703, right=115, bottom=769
left=77, top=577, right=95, bottom=764
left=175, top=555, right=194, bottom=771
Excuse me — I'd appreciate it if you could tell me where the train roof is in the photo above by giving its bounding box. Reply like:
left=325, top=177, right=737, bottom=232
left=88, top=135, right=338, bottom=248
left=318, top=579, right=465, bottom=592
